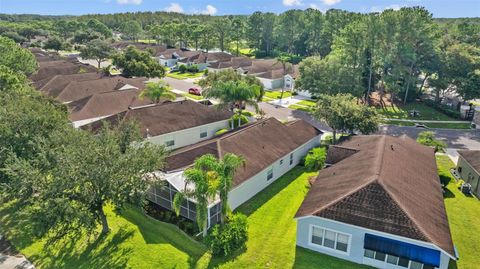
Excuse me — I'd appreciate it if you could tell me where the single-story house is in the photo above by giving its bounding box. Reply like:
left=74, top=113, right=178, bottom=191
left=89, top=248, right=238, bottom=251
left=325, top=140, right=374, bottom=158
left=84, top=99, right=232, bottom=150
left=29, top=59, right=97, bottom=84
left=456, top=150, right=480, bottom=197
left=37, top=72, right=102, bottom=93
left=67, top=88, right=166, bottom=128
left=51, top=76, right=147, bottom=104
left=206, top=56, right=254, bottom=73
left=155, top=49, right=200, bottom=68
left=177, top=52, right=234, bottom=71
left=295, top=135, right=456, bottom=269
left=147, top=118, right=322, bottom=227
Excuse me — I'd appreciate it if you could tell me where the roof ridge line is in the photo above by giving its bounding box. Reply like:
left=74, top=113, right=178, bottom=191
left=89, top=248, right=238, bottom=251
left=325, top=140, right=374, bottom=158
left=377, top=137, right=435, bottom=244
left=217, top=118, right=273, bottom=141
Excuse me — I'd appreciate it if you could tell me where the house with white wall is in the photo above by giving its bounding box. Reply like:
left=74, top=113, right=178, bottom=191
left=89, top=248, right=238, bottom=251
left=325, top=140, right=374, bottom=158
left=85, top=99, right=232, bottom=150
left=147, top=118, right=322, bottom=227
left=295, top=135, right=456, bottom=269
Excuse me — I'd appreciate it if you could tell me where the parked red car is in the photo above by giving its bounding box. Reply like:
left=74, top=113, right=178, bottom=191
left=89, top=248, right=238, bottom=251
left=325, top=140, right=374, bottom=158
left=188, top=87, right=202, bottom=96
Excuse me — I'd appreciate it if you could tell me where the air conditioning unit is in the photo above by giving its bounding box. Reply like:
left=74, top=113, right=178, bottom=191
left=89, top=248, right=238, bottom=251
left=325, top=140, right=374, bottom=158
left=461, top=183, right=472, bottom=195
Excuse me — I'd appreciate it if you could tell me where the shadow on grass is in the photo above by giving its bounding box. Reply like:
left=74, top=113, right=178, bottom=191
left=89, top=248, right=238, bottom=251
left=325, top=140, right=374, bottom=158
left=235, top=167, right=308, bottom=217
left=0, top=200, right=37, bottom=250
left=293, top=246, right=374, bottom=269
left=35, top=228, right=134, bottom=269
left=120, top=206, right=208, bottom=269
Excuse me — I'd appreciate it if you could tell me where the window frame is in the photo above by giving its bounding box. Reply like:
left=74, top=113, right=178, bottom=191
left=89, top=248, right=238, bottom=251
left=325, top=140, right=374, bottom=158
left=165, top=140, right=175, bottom=147
left=267, top=167, right=274, bottom=181
left=200, top=131, right=208, bottom=138
left=308, top=225, right=351, bottom=255
left=289, top=153, right=294, bottom=165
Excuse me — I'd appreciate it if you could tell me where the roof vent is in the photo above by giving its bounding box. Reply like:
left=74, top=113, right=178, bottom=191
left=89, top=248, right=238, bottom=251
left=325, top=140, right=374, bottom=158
left=391, top=145, right=394, bottom=151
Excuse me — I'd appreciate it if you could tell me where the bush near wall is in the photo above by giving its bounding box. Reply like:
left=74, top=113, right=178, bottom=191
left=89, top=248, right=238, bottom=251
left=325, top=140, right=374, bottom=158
left=206, top=213, right=248, bottom=256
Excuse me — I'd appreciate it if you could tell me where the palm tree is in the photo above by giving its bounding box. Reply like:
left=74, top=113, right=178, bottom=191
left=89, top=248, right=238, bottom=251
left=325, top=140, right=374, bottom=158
left=217, top=153, right=245, bottom=225
left=203, top=80, right=261, bottom=128
left=173, top=154, right=219, bottom=237
left=140, top=81, right=176, bottom=104
left=275, top=54, right=293, bottom=104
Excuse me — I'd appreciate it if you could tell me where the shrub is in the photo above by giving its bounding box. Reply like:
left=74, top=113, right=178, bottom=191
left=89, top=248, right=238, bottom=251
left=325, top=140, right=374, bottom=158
left=187, top=64, right=199, bottom=73
left=304, top=147, right=327, bottom=171
left=423, top=99, right=461, bottom=119
left=206, top=213, right=248, bottom=257
left=215, top=128, right=228, bottom=136
left=416, top=131, right=447, bottom=152
left=241, top=111, right=254, bottom=117
left=229, top=114, right=249, bottom=128
left=178, top=64, right=187, bottom=73
left=203, top=69, right=209, bottom=76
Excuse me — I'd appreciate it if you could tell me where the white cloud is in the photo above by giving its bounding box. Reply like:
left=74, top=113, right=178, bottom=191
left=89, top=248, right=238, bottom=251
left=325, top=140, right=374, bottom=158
left=321, top=0, right=341, bottom=6
left=164, top=3, right=184, bottom=13
left=283, top=0, right=303, bottom=6
left=203, top=4, right=217, bottom=15
left=371, top=4, right=402, bottom=12
left=117, top=0, right=142, bottom=5
left=192, top=4, right=218, bottom=15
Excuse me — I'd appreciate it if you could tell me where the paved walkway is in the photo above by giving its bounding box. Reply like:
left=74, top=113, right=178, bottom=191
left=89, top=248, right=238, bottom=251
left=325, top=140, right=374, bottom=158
left=384, top=118, right=469, bottom=123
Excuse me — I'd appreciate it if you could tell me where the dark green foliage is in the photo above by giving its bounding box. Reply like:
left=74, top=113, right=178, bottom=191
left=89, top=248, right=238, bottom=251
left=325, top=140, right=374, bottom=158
left=43, top=36, right=69, bottom=51
left=186, top=64, right=199, bottom=73
left=207, top=213, right=248, bottom=256
left=178, top=64, right=187, bottom=73
left=112, top=46, right=166, bottom=78
left=0, top=36, right=37, bottom=75
left=423, top=99, right=462, bottom=119
left=304, top=147, right=327, bottom=171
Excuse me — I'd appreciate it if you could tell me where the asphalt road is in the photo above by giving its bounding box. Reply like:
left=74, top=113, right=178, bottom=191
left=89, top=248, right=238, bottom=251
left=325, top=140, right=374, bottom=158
left=378, top=125, right=480, bottom=150
left=163, top=77, right=480, bottom=150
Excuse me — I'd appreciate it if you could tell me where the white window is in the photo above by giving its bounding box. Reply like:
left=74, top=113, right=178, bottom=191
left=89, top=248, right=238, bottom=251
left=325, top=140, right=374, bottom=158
left=165, top=140, right=175, bottom=147
left=386, top=254, right=399, bottom=265
left=267, top=168, right=273, bottom=181
left=310, top=226, right=350, bottom=253
left=364, top=249, right=434, bottom=269
left=410, top=261, right=423, bottom=269
left=200, top=131, right=208, bottom=138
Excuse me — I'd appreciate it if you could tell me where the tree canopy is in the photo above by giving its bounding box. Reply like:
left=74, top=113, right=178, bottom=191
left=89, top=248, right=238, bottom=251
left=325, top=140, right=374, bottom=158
left=112, top=46, right=166, bottom=78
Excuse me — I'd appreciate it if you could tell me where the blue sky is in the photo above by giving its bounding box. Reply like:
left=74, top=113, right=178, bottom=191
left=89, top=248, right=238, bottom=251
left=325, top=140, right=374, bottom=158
left=0, top=0, right=479, bottom=18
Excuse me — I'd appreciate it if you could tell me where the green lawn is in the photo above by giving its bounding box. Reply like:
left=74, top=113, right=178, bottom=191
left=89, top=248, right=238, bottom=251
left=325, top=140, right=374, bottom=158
left=437, top=155, right=480, bottom=269
left=296, top=100, right=317, bottom=107
left=0, top=167, right=370, bottom=269
left=181, top=92, right=204, bottom=100
left=167, top=71, right=204, bottom=80
left=264, top=90, right=293, bottom=99
left=377, top=103, right=457, bottom=121
left=383, top=120, right=472, bottom=129
left=288, top=104, right=314, bottom=112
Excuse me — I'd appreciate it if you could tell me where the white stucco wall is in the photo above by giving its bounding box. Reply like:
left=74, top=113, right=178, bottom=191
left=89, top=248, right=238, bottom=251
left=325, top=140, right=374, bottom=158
left=228, top=135, right=321, bottom=210
left=296, top=216, right=452, bottom=269
left=146, top=119, right=230, bottom=150
left=158, top=58, right=178, bottom=67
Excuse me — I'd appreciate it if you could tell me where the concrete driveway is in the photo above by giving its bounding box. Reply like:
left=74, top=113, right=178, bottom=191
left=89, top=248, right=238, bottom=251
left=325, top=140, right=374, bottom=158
left=164, top=77, right=200, bottom=92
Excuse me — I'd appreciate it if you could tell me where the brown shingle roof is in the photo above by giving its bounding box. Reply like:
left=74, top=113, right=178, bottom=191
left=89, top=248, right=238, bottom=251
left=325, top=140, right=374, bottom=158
left=55, top=76, right=147, bottom=103
left=84, top=100, right=232, bottom=137
left=458, top=150, right=480, bottom=174
left=30, top=60, right=97, bottom=82
left=38, top=72, right=102, bottom=94
left=165, top=118, right=322, bottom=187
left=296, top=135, right=455, bottom=257
left=68, top=89, right=155, bottom=122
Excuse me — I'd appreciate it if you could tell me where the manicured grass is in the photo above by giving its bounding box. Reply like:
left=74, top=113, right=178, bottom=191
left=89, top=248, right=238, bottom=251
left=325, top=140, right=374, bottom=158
left=181, top=92, right=204, bottom=100
left=289, top=104, right=314, bottom=112
left=264, top=90, right=293, bottom=99
left=0, top=167, right=370, bottom=269
left=377, top=102, right=457, bottom=121
left=0, top=203, right=210, bottom=269
left=261, top=96, right=274, bottom=102
left=167, top=71, right=204, bottom=80
left=297, top=100, right=317, bottom=107
left=437, top=155, right=480, bottom=269
left=383, top=120, right=471, bottom=129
